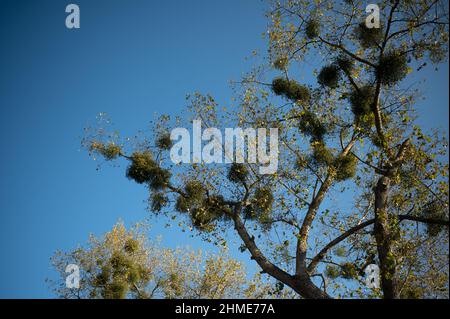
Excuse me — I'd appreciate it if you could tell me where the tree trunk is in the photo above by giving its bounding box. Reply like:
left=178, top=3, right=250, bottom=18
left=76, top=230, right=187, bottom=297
left=374, top=175, right=398, bottom=299
left=292, top=273, right=330, bottom=299
left=232, top=210, right=330, bottom=299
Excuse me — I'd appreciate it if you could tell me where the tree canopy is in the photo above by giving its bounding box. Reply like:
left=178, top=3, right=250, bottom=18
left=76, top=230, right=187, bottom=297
left=81, top=0, right=449, bottom=299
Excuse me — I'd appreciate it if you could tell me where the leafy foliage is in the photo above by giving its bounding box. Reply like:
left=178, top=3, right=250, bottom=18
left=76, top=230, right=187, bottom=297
left=126, top=151, right=171, bottom=190
left=340, top=262, right=359, bottom=280
left=227, top=163, right=249, bottom=184
left=305, top=19, right=320, bottom=39
left=90, top=142, right=121, bottom=160
left=349, top=85, right=374, bottom=118
left=376, top=51, right=409, bottom=85
left=311, top=141, right=334, bottom=166
left=273, top=56, right=289, bottom=70
left=156, top=132, right=173, bottom=150
left=335, top=56, right=354, bottom=73
left=422, top=202, right=449, bottom=237
left=334, top=154, right=358, bottom=182
left=272, top=77, right=310, bottom=103
left=354, top=22, right=383, bottom=48
left=150, top=192, right=169, bottom=212
left=298, top=111, right=328, bottom=142
left=49, top=223, right=294, bottom=299
left=318, top=64, right=341, bottom=88
left=244, top=187, right=274, bottom=222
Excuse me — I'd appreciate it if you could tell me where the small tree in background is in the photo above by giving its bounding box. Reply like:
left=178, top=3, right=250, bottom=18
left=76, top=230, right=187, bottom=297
left=49, top=222, right=293, bottom=299
left=82, top=1, right=449, bottom=298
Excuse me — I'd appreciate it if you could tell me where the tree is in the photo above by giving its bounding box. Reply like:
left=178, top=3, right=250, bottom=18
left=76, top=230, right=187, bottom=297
left=49, top=222, right=293, bottom=299
left=82, top=0, right=449, bottom=299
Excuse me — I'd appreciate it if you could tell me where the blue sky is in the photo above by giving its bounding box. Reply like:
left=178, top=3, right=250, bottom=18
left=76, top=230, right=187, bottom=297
left=0, top=0, right=448, bottom=298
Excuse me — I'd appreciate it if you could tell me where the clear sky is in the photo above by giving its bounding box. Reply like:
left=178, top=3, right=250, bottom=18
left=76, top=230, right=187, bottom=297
left=0, top=0, right=448, bottom=298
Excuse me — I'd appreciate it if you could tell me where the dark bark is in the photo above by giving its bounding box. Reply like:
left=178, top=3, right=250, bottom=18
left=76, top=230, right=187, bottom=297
left=399, top=215, right=449, bottom=226
left=232, top=210, right=330, bottom=299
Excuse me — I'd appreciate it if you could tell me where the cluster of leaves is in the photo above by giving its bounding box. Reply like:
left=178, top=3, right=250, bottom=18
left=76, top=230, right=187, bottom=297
left=336, top=56, right=354, bottom=74
left=156, top=132, right=173, bottom=150
left=94, top=240, right=151, bottom=299
left=340, top=262, right=359, bottom=280
left=317, top=65, right=341, bottom=89
left=317, top=56, right=354, bottom=89
left=376, top=51, right=409, bottom=85
left=325, top=262, right=359, bottom=280
left=305, top=19, right=320, bottom=39
left=175, top=180, right=205, bottom=213
left=310, top=142, right=357, bottom=181
left=273, top=56, right=289, bottom=70
left=334, top=154, right=358, bottom=182
left=311, top=141, right=335, bottom=166
left=227, top=163, right=249, bottom=184
left=272, top=77, right=310, bottom=103
left=244, top=187, right=274, bottom=223
left=150, top=192, right=169, bottom=212
left=349, top=85, right=374, bottom=118
left=126, top=151, right=171, bottom=191
left=298, top=111, right=328, bottom=142
left=89, top=141, right=122, bottom=160
left=422, top=202, right=449, bottom=237
left=354, top=22, right=383, bottom=48
left=175, top=180, right=229, bottom=232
